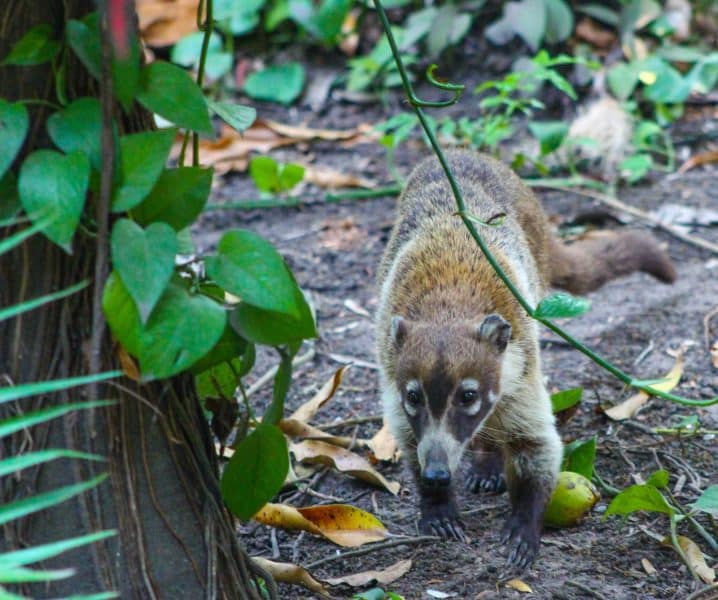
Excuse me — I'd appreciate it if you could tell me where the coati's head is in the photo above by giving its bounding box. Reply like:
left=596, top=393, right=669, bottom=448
left=389, top=313, right=512, bottom=489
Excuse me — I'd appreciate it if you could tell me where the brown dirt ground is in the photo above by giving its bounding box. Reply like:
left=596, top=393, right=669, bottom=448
left=195, top=36, right=718, bottom=600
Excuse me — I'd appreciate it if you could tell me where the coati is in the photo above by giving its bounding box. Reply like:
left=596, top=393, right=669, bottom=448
left=376, top=150, right=676, bottom=568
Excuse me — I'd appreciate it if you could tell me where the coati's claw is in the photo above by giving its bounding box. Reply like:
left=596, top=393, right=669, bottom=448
left=501, top=516, right=539, bottom=569
left=466, top=455, right=506, bottom=494
left=419, top=504, right=467, bottom=542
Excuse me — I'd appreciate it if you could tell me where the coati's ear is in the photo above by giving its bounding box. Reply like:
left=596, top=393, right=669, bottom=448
left=390, top=315, right=408, bottom=348
left=476, top=313, right=511, bottom=352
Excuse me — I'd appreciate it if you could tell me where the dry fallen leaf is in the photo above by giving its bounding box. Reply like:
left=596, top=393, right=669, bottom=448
left=262, top=119, right=377, bottom=143
left=252, top=558, right=328, bottom=596
left=604, top=353, right=684, bottom=420
left=289, top=366, right=349, bottom=423
left=710, top=341, right=718, bottom=369
left=254, top=502, right=387, bottom=547
left=291, top=439, right=401, bottom=494
left=575, top=17, right=616, bottom=49
left=279, top=418, right=358, bottom=448
left=116, top=344, right=141, bottom=382
left=506, top=579, right=533, bottom=593
left=669, top=535, right=716, bottom=584
left=641, top=557, right=657, bottom=576
left=678, top=150, right=718, bottom=174
left=324, top=558, right=412, bottom=587
left=366, top=422, right=400, bottom=463
left=137, top=0, right=199, bottom=47
left=303, top=164, right=375, bottom=190
left=319, top=218, right=367, bottom=251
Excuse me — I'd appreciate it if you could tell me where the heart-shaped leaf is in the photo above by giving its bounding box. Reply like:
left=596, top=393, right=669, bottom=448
left=243, top=63, right=305, bottom=106
left=205, top=229, right=303, bottom=317
left=2, top=24, right=60, bottom=66
left=66, top=14, right=101, bottom=78
left=231, top=294, right=316, bottom=346
left=129, top=167, right=212, bottom=231
left=535, top=292, right=591, bottom=319
left=111, top=219, right=177, bottom=323
left=207, top=100, right=257, bottom=133
left=551, top=387, right=583, bottom=413
left=18, top=150, right=90, bottom=253
left=136, top=61, right=213, bottom=135
left=693, top=485, right=718, bottom=517
left=220, top=424, right=289, bottom=521
left=103, top=273, right=226, bottom=380
left=47, top=97, right=103, bottom=171
left=0, top=100, right=29, bottom=179
left=605, top=484, right=675, bottom=518
left=562, top=437, right=596, bottom=479
left=112, top=129, right=175, bottom=212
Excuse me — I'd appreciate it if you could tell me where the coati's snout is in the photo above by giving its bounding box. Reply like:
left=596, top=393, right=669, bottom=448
left=390, top=313, right=512, bottom=479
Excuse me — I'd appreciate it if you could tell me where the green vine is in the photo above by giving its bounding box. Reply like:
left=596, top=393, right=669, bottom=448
left=372, top=0, right=717, bottom=408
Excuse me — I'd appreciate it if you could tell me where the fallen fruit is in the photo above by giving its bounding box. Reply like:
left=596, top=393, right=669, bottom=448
left=544, top=471, right=600, bottom=528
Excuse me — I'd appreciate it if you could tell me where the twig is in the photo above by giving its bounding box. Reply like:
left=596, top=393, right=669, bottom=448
left=305, top=535, right=438, bottom=570
left=685, top=584, right=718, bottom=600
left=565, top=581, right=610, bottom=600
left=245, top=346, right=315, bottom=398
left=532, top=183, right=718, bottom=255
left=633, top=340, right=654, bottom=367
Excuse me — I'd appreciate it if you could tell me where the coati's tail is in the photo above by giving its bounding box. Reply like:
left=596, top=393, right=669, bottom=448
left=549, top=230, right=677, bottom=295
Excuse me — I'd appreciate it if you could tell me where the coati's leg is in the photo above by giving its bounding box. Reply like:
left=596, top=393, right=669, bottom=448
left=409, top=455, right=467, bottom=542
left=499, top=403, right=561, bottom=568
left=466, top=438, right=506, bottom=493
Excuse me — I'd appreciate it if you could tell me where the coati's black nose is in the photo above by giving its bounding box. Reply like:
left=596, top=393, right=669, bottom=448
left=421, top=465, right=451, bottom=488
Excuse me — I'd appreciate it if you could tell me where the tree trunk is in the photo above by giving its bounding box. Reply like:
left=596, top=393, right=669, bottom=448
left=0, top=3, right=271, bottom=597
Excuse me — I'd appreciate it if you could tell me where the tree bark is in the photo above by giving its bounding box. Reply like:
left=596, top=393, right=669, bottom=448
left=0, top=2, right=270, bottom=597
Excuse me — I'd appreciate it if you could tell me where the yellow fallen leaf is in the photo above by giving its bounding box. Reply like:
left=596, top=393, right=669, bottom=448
left=506, top=579, right=533, bottom=593
left=254, top=503, right=387, bottom=547
left=324, top=558, right=412, bottom=587
left=252, top=558, right=328, bottom=596
left=279, top=418, right=359, bottom=448
left=605, top=353, right=683, bottom=420
left=291, top=439, right=401, bottom=494
left=670, top=535, right=716, bottom=584
left=366, top=422, right=400, bottom=463
left=289, top=366, right=350, bottom=423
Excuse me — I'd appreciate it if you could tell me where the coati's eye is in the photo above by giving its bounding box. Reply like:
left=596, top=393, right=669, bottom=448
left=461, top=389, right=478, bottom=405
left=406, top=390, right=421, bottom=406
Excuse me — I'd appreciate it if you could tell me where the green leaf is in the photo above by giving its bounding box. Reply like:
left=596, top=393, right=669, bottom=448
left=112, top=33, right=140, bottom=111
left=189, top=323, right=247, bottom=374
left=171, top=32, right=221, bottom=66
left=111, top=219, right=177, bottom=323
left=0, top=101, right=29, bottom=180
left=231, top=295, right=316, bottom=345
left=544, top=0, right=573, bottom=44
left=103, top=274, right=226, bottom=380
left=535, top=292, right=591, bottom=319
left=263, top=352, right=293, bottom=425
left=0, top=375, right=118, bottom=405
left=136, top=62, right=213, bottom=135
left=311, top=0, right=352, bottom=43
left=207, top=100, right=257, bottom=133
left=195, top=355, right=248, bottom=400
left=642, top=61, right=691, bottom=104
left=607, top=62, right=640, bottom=101
left=0, top=531, right=114, bottom=568
left=0, top=280, right=88, bottom=323
left=577, top=4, right=619, bottom=26
left=205, top=229, right=303, bottom=317
left=646, top=469, right=669, bottom=489
left=692, top=485, right=718, bottom=517
left=0, top=474, right=107, bottom=527
left=0, top=566, right=76, bottom=584
left=528, top=120, right=568, bottom=155
left=0, top=401, right=114, bottom=438
left=0, top=449, right=103, bottom=478
left=249, top=156, right=280, bottom=192
left=504, top=0, right=546, bottom=52
left=551, top=387, right=583, bottom=413
left=66, top=14, right=101, bottom=79
left=220, top=424, right=289, bottom=520
left=129, top=167, right=212, bottom=231
left=562, top=437, right=595, bottom=479
left=278, top=163, right=305, bottom=191
left=2, top=24, right=60, bottom=66
left=686, top=54, right=718, bottom=94
left=605, top=484, right=675, bottom=518
left=619, top=153, right=653, bottom=183
left=243, top=63, right=305, bottom=105
left=46, top=97, right=103, bottom=171
left=18, top=150, right=90, bottom=253
left=112, top=129, right=175, bottom=212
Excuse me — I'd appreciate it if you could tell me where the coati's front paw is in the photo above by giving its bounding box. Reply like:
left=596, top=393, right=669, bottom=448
left=466, top=452, right=506, bottom=493
left=500, top=514, right=540, bottom=570
left=419, top=503, right=467, bottom=542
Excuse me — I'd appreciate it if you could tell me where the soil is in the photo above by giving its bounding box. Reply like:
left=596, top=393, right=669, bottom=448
left=195, top=32, right=718, bottom=600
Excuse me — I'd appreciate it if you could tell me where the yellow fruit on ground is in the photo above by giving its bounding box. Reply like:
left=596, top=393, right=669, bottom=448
left=544, top=471, right=600, bottom=528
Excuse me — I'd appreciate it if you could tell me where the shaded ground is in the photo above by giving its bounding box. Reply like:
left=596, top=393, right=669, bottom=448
left=196, top=38, right=718, bottom=599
